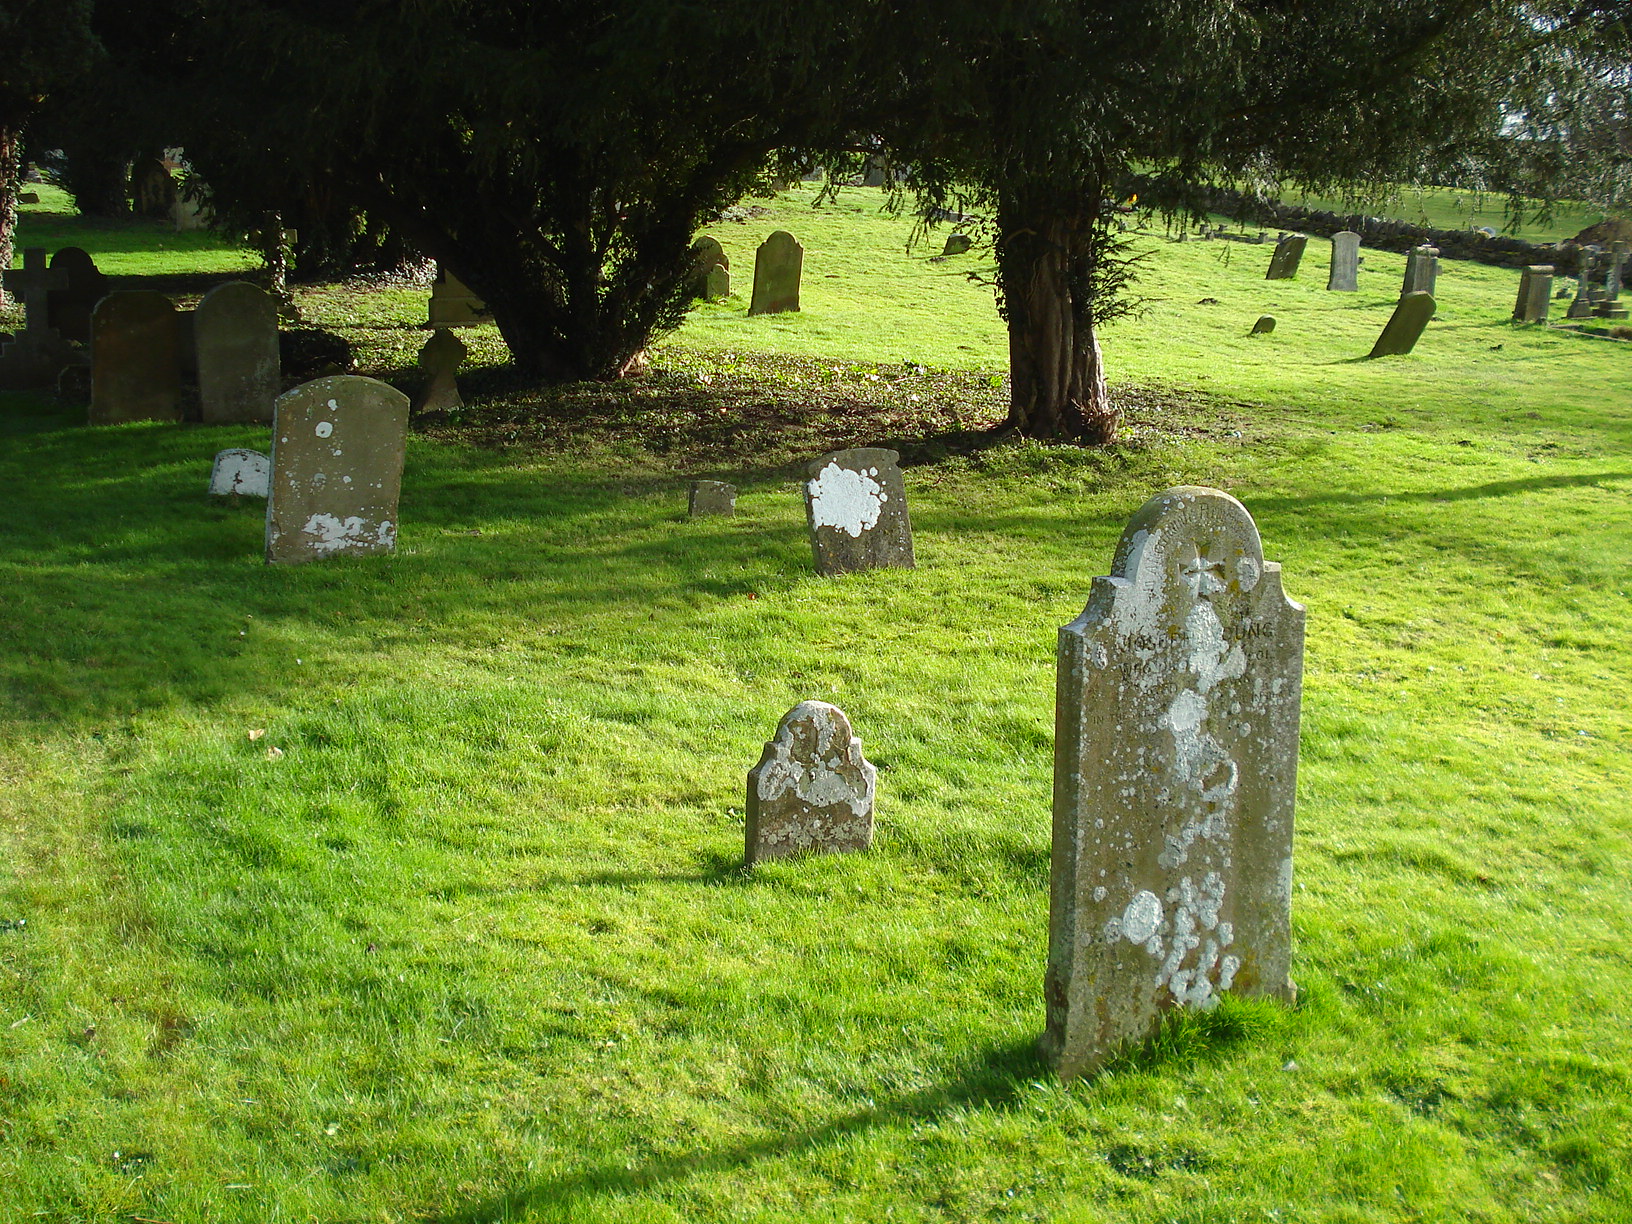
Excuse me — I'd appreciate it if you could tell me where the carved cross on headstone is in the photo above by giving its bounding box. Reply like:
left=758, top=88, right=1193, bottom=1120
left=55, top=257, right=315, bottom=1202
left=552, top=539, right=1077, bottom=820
left=2, top=248, right=70, bottom=335
left=1179, top=542, right=1229, bottom=601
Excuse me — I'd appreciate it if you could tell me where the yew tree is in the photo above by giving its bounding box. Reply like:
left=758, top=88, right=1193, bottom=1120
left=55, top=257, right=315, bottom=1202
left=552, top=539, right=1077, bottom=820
left=887, top=0, right=1627, bottom=441
left=174, top=0, right=887, bottom=379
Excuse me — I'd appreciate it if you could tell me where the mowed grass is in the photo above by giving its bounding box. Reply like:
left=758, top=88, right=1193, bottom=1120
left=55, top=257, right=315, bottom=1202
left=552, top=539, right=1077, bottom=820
left=0, top=183, right=1629, bottom=1223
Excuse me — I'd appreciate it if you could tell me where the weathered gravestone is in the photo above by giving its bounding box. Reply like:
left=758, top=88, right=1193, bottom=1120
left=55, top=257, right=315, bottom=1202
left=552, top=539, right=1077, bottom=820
left=1042, top=486, right=1304, bottom=1081
left=688, top=479, right=736, bottom=517
left=89, top=291, right=181, bottom=423
left=745, top=700, right=876, bottom=865
left=414, top=328, right=466, bottom=415
left=747, top=231, right=803, bottom=316
left=1367, top=291, right=1435, bottom=358
left=427, top=264, right=488, bottom=327
left=1513, top=265, right=1553, bottom=324
left=0, top=248, right=75, bottom=389
left=1327, top=231, right=1360, bottom=292
left=942, top=232, right=972, bottom=256
left=1249, top=315, right=1276, bottom=337
left=704, top=263, right=730, bottom=301
left=209, top=448, right=270, bottom=497
left=131, top=157, right=177, bottom=218
left=45, top=247, right=109, bottom=344
left=1264, top=234, right=1307, bottom=280
left=690, top=237, right=729, bottom=298
left=1599, top=242, right=1628, bottom=319
left=803, top=447, right=914, bottom=575
left=195, top=281, right=280, bottom=424
left=265, top=376, right=409, bottom=564
left=1567, top=250, right=1596, bottom=319
left=172, top=192, right=211, bottom=232
left=1401, top=245, right=1439, bottom=296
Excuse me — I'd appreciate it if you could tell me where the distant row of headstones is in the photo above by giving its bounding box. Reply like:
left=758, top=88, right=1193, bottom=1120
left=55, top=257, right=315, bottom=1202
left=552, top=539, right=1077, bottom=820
left=1512, top=240, right=1628, bottom=325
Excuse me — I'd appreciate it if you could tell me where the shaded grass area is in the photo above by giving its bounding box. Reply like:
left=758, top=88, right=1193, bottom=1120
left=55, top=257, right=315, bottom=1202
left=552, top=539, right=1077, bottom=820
left=1, top=184, right=1630, bottom=1223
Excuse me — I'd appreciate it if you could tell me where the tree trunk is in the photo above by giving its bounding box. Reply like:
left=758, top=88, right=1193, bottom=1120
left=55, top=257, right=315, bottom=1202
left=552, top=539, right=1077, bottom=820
left=0, top=122, right=22, bottom=312
left=995, top=189, right=1120, bottom=443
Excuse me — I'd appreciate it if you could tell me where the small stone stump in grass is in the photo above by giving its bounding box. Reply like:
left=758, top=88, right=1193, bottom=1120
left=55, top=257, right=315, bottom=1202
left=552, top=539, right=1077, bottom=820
left=1264, top=234, right=1306, bottom=280
left=1249, top=315, right=1276, bottom=337
left=745, top=700, right=876, bottom=865
left=803, top=447, right=914, bottom=576
left=688, top=480, right=735, bottom=517
left=90, top=290, right=182, bottom=424
left=1042, top=486, right=1304, bottom=1082
left=414, top=328, right=466, bottom=416
left=1368, top=291, right=1435, bottom=358
left=1327, top=231, right=1360, bottom=292
left=209, top=448, right=269, bottom=498
left=266, top=375, right=409, bottom=564
left=747, top=231, right=803, bottom=316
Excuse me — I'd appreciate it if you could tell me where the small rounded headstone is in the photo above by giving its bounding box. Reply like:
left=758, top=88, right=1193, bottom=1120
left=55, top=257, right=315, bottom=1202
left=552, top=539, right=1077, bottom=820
left=1250, top=315, right=1276, bottom=336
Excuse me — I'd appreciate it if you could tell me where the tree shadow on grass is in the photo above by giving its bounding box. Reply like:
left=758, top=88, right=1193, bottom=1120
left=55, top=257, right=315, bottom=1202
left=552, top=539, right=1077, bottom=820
left=433, top=1037, right=1046, bottom=1224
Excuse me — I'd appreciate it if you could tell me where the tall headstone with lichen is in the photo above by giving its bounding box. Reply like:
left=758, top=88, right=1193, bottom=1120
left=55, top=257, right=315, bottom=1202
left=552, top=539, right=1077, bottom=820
left=1043, top=487, right=1304, bottom=1081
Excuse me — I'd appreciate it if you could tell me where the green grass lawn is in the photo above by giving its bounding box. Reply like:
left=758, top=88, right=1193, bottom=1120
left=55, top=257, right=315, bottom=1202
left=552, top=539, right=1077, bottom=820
left=1, top=184, right=1629, bottom=1223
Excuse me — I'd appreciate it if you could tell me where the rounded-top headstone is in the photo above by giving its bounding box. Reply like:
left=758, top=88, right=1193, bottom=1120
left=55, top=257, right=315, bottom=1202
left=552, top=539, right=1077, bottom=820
left=748, top=231, right=804, bottom=316
left=265, top=375, right=410, bottom=564
left=196, top=281, right=280, bottom=424
left=1250, top=315, right=1276, bottom=336
left=745, top=700, right=876, bottom=864
left=46, top=247, right=109, bottom=344
left=89, top=290, right=181, bottom=425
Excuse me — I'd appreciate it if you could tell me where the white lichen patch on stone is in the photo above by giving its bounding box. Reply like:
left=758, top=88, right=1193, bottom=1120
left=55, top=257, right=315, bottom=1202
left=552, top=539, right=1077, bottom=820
left=315, top=420, right=334, bottom=438
left=303, top=512, right=372, bottom=552
left=808, top=462, right=886, bottom=538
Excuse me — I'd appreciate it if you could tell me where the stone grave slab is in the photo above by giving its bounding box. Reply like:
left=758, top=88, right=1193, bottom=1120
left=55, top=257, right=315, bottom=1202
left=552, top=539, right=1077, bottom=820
left=1327, top=231, right=1360, bottom=292
left=196, top=281, right=280, bottom=424
left=748, top=231, right=803, bottom=316
left=1514, top=265, right=1553, bottom=324
left=1401, top=245, right=1438, bottom=296
left=690, top=237, right=729, bottom=297
left=1042, top=486, right=1304, bottom=1081
left=90, top=291, right=182, bottom=423
left=942, top=233, right=972, bottom=256
left=45, top=247, right=109, bottom=344
left=688, top=480, right=736, bottom=516
left=745, top=700, right=876, bottom=864
left=209, top=448, right=270, bottom=497
left=265, top=375, right=410, bottom=564
left=414, top=328, right=466, bottom=415
left=803, top=447, right=914, bottom=575
left=1264, top=234, right=1306, bottom=280
left=428, top=264, right=488, bottom=327
left=1368, top=291, right=1435, bottom=358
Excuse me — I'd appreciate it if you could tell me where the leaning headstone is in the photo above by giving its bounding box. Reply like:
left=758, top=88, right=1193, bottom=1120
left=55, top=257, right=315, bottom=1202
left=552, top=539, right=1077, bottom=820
left=1513, top=265, right=1553, bottom=324
left=265, top=376, right=409, bottom=564
left=427, top=264, right=488, bottom=327
left=1249, top=315, right=1276, bottom=337
left=195, top=281, right=280, bottom=424
left=414, top=328, right=466, bottom=415
left=1368, top=291, right=1435, bottom=358
left=45, top=247, right=109, bottom=344
left=688, top=480, right=736, bottom=517
left=1264, top=233, right=1307, bottom=280
left=0, top=247, right=75, bottom=389
left=942, top=232, right=972, bottom=256
left=1042, top=486, right=1304, bottom=1081
left=89, top=291, right=182, bottom=424
left=1326, top=231, right=1360, bottom=292
left=803, top=447, right=914, bottom=576
left=745, top=700, right=876, bottom=865
left=689, top=237, right=729, bottom=297
left=747, top=231, right=803, bottom=316
left=1401, top=244, right=1439, bottom=296
left=208, top=448, right=270, bottom=498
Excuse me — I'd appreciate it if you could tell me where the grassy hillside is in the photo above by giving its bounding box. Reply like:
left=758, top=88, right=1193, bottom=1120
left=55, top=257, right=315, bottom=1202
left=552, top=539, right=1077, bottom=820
left=1, top=182, right=1628, bottom=1224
